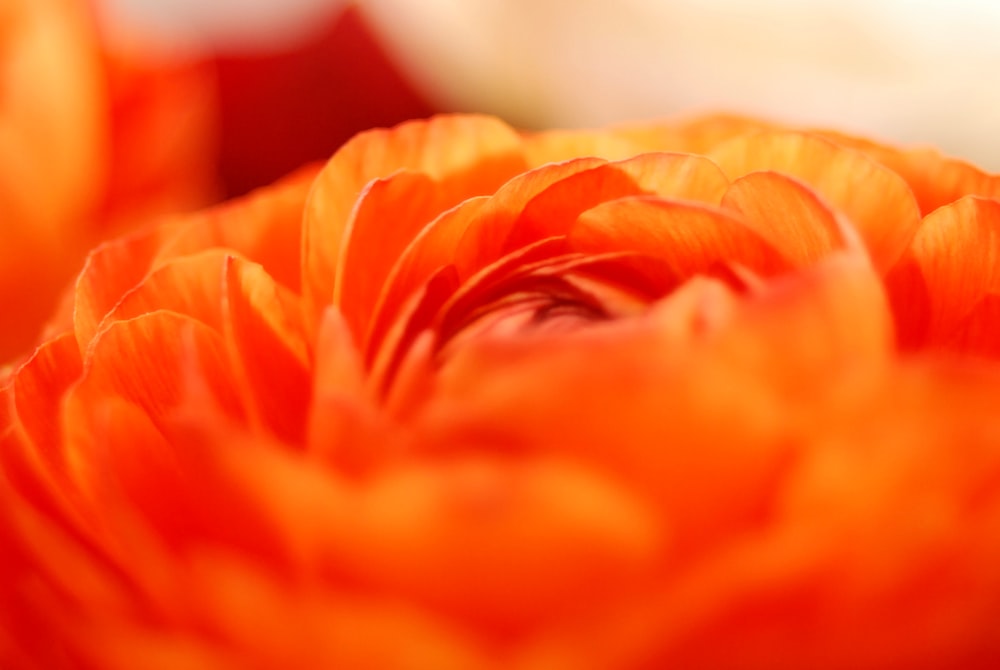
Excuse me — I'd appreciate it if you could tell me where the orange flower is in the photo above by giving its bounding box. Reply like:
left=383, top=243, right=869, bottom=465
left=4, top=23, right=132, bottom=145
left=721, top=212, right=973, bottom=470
left=3, top=114, right=1000, bottom=668
left=0, top=0, right=217, bottom=364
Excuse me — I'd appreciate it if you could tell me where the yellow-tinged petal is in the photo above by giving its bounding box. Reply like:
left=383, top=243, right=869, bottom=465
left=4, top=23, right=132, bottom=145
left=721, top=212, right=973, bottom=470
left=521, top=129, right=649, bottom=167
left=721, top=170, right=864, bottom=266
left=614, top=113, right=777, bottom=155
left=815, top=130, right=1000, bottom=215
left=710, top=131, right=921, bottom=271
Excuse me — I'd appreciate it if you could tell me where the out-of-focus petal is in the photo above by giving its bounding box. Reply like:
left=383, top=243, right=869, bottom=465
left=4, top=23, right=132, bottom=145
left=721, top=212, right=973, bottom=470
left=887, top=196, right=1000, bottom=353
left=709, top=131, right=921, bottom=271
left=721, top=171, right=863, bottom=266
left=221, top=256, right=311, bottom=443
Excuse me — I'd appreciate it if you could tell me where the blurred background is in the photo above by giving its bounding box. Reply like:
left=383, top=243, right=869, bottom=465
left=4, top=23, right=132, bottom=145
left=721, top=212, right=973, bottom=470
left=3, top=0, right=999, bottom=363
left=99, top=0, right=1000, bottom=194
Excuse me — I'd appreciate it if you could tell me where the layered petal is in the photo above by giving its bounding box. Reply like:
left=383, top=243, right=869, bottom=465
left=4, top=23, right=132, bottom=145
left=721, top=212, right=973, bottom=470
left=6, top=112, right=1000, bottom=670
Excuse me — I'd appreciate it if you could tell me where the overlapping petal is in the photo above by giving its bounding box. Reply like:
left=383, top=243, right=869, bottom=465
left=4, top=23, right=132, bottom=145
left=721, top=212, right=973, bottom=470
left=0, top=0, right=218, bottom=364
left=4, top=113, right=1000, bottom=669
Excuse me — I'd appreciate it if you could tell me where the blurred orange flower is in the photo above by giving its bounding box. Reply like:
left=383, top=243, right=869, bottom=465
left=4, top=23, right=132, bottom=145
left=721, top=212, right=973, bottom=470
left=3, top=114, right=1000, bottom=669
left=0, top=0, right=217, bottom=364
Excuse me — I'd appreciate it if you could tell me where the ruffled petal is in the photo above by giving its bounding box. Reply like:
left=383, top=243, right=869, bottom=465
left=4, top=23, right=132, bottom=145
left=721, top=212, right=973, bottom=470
left=73, top=165, right=316, bottom=351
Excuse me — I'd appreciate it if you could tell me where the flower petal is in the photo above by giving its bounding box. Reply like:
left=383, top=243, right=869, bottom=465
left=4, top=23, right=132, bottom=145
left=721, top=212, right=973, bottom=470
left=613, top=113, right=776, bottom=155
left=710, top=131, right=921, bottom=271
left=569, top=196, right=788, bottom=279
left=3, top=333, right=89, bottom=533
left=158, top=163, right=318, bottom=293
left=501, top=153, right=730, bottom=257
left=522, top=129, right=648, bottom=166
left=335, top=171, right=452, bottom=343
left=74, top=224, right=183, bottom=353
left=70, top=312, right=244, bottom=447
left=306, top=307, right=382, bottom=473
left=368, top=157, right=606, bottom=359
left=815, top=130, right=1000, bottom=215
left=224, top=441, right=662, bottom=633
left=303, top=115, right=526, bottom=319
left=73, top=165, right=316, bottom=351
left=721, top=170, right=863, bottom=267
left=221, top=256, right=311, bottom=443
left=887, top=196, right=1000, bottom=350
left=947, top=295, right=1000, bottom=358
left=416, top=254, right=890, bottom=558
left=96, top=249, right=230, bottom=336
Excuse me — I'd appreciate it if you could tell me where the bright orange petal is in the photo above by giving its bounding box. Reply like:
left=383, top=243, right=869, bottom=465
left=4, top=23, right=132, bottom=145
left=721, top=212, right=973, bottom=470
left=709, top=131, right=921, bottom=272
left=451, top=157, right=610, bottom=279
left=221, top=256, right=311, bottom=443
left=569, top=196, right=788, bottom=279
left=369, top=157, right=606, bottom=358
left=335, top=171, right=452, bottom=343
left=72, top=164, right=316, bottom=352
left=303, top=115, right=527, bottom=320
left=69, top=312, right=244, bottom=451
left=159, top=162, right=319, bottom=293
left=815, top=130, right=1000, bottom=215
left=306, top=307, right=382, bottom=473
left=73, top=223, right=182, bottom=352
left=501, top=153, right=730, bottom=257
left=3, top=333, right=88, bottom=533
left=365, top=196, right=491, bottom=359
left=887, top=196, right=1000, bottom=351
left=416, top=254, right=890, bottom=557
left=96, top=249, right=229, bottom=335
left=721, top=170, right=863, bottom=267
left=947, top=295, right=1000, bottom=358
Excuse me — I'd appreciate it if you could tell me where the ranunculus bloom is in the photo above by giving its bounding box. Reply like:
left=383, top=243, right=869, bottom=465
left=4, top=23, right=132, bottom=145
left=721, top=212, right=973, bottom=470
left=0, top=0, right=217, bottom=364
left=3, top=115, right=1000, bottom=668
